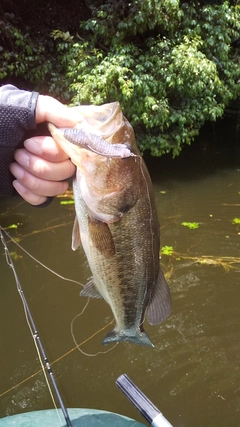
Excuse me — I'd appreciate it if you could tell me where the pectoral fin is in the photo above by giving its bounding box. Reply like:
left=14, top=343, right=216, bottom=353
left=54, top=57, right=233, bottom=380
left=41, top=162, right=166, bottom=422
left=88, top=217, right=115, bottom=257
left=146, top=268, right=172, bottom=325
left=80, top=278, right=103, bottom=299
left=72, top=216, right=81, bottom=251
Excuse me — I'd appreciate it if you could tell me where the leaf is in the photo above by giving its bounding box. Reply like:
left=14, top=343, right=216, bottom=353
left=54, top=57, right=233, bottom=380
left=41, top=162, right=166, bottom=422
left=161, top=245, right=174, bottom=255
left=9, top=251, right=22, bottom=261
left=181, top=222, right=199, bottom=229
left=232, top=218, right=240, bottom=225
left=60, top=200, right=75, bottom=205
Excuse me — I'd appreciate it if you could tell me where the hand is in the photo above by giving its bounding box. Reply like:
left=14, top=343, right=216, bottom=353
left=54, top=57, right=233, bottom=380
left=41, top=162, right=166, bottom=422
left=9, top=95, right=82, bottom=206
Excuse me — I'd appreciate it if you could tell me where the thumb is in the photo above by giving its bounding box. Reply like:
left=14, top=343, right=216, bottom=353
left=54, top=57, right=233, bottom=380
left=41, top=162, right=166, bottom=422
left=36, top=95, right=83, bottom=127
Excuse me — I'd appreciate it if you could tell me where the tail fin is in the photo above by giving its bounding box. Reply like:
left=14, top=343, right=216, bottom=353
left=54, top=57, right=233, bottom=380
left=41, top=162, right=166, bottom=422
left=102, top=328, right=154, bottom=348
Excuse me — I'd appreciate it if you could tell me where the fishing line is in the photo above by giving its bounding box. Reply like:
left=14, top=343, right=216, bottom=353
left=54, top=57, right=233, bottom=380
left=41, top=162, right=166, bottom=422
left=0, top=226, right=73, bottom=427
left=0, top=226, right=84, bottom=288
left=0, top=318, right=115, bottom=399
left=71, top=308, right=118, bottom=356
left=0, top=225, right=119, bottom=402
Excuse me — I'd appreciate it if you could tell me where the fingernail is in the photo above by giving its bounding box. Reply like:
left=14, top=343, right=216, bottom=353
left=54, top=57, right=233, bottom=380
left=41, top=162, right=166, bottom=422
left=15, top=150, right=30, bottom=168
left=12, top=179, right=25, bottom=194
left=10, top=164, right=24, bottom=180
left=24, top=138, right=42, bottom=155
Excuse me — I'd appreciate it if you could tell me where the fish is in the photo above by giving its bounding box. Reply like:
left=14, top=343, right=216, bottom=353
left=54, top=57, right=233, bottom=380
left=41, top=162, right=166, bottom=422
left=48, top=102, right=171, bottom=347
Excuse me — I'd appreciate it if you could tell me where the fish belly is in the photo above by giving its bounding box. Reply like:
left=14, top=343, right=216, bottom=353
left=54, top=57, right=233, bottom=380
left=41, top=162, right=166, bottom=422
left=74, top=179, right=160, bottom=347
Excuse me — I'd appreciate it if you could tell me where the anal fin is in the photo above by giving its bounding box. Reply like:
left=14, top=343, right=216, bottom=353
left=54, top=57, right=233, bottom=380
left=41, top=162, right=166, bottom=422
left=146, top=268, right=172, bottom=325
left=80, top=278, right=103, bottom=299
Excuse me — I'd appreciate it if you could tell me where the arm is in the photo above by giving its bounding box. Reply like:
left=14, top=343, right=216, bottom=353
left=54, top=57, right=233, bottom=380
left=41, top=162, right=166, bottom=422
left=0, top=85, right=81, bottom=205
left=0, top=84, right=38, bottom=197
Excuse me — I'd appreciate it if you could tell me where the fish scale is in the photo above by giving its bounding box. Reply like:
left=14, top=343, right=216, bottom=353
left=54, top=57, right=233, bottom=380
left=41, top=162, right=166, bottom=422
left=48, top=101, right=172, bottom=347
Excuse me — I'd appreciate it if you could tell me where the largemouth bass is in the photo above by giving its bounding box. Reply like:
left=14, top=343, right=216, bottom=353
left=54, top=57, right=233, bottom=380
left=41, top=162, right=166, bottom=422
left=48, top=102, right=171, bottom=347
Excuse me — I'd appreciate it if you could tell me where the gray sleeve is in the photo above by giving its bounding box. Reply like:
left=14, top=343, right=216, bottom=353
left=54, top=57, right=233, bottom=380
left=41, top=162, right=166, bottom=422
left=0, top=84, right=39, bottom=196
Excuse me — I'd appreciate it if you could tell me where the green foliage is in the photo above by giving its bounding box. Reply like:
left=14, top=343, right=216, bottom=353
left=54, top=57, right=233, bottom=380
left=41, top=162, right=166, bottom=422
left=0, top=13, right=72, bottom=100
left=161, top=245, right=174, bottom=256
left=232, top=218, right=240, bottom=224
left=9, top=251, right=22, bottom=261
left=1, top=2, right=239, bottom=155
left=65, top=1, right=240, bottom=155
left=0, top=13, right=52, bottom=86
left=181, top=222, right=200, bottom=229
left=60, top=200, right=75, bottom=205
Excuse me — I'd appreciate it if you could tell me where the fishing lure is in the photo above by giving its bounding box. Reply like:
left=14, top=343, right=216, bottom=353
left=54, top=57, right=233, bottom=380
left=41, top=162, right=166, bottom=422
left=63, top=127, right=135, bottom=159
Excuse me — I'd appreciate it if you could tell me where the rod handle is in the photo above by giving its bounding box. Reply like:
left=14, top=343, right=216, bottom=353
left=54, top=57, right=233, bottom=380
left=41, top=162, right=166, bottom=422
left=116, top=374, right=173, bottom=427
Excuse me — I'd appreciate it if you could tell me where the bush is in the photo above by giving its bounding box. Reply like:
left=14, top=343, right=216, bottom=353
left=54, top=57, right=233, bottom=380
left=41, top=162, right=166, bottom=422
left=64, top=1, right=240, bottom=155
left=1, top=1, right=239, bottom=155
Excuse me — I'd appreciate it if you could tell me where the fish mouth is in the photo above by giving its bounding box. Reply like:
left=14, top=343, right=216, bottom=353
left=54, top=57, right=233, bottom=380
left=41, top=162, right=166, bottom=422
left=48, top=101, right=134, bottom=164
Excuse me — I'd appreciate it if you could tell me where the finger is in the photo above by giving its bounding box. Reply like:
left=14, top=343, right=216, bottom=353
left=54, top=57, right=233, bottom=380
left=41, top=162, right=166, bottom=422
left=12, top=180, right=49, bottom=206
left=9, top=163, right=69, bottom=197
left=24, top=136, right=69, bottom=161
left=36, top=95, right=84, bottom=126
left=13, top=149, right=75, bottom=181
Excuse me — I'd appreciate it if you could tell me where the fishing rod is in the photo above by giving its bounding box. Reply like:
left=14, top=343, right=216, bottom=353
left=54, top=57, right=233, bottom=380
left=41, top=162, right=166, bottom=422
left=0, top=226, right=73, bottom=427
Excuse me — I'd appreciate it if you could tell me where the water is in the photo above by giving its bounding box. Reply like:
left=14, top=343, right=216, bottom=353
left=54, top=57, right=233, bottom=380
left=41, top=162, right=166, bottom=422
left=0, top=119, right=240, bottom=426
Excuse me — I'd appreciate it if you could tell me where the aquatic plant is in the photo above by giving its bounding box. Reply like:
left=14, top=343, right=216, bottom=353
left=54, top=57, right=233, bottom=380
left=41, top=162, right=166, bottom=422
left=181, top=222, right=199, bottom=229
left=60, top=200, right=75, bottom=205
left=161, top=246, right=174, bottom=256
left=232, top=218, right=240, bottom=225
